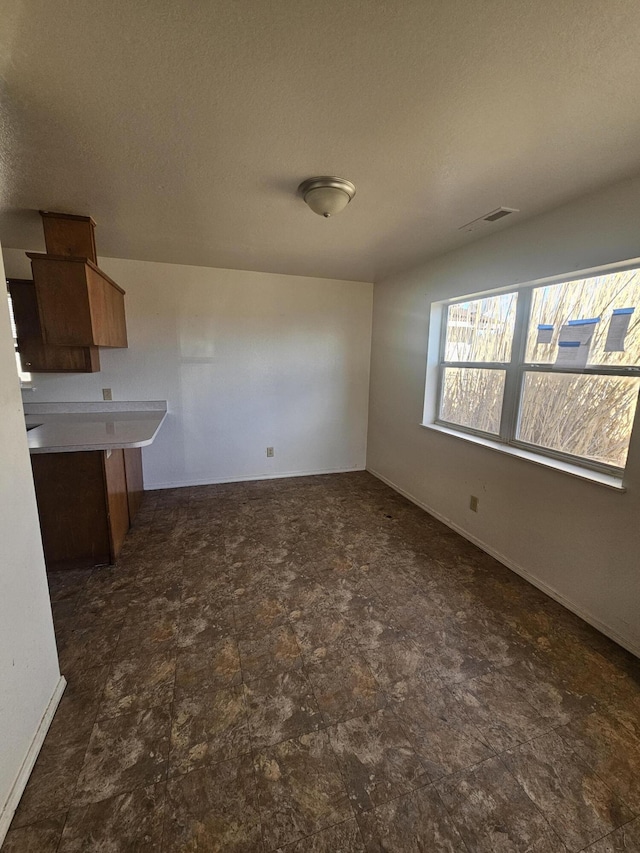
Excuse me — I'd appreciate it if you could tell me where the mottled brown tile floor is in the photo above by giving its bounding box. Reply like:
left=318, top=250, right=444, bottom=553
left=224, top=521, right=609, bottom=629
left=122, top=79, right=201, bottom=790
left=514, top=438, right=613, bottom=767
left=5, top=472, right=640, bottom=852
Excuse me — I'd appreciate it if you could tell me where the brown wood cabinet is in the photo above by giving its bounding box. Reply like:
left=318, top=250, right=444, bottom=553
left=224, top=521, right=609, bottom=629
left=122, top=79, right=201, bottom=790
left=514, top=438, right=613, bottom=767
left=124, top=447, right=144, bottom=521
left=14, top=211, right=128, bottom=368
left=40, top=211, right=97, bottom=263
left=27, top=254, right=127, bottom=348
left=105, top=448, right=130, bottom=560
left=8, top=279, right=100, bottom=373
left=31, top=447, right=144, bottom=570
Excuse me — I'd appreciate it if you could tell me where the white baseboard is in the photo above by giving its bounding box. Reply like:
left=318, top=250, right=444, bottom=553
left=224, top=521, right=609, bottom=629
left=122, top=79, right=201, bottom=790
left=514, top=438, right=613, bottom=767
left=367, top=467, right=640, bottom=660
left=0, top=675, right=67, bottom=845
left=146, top=465, right=365, bottom=491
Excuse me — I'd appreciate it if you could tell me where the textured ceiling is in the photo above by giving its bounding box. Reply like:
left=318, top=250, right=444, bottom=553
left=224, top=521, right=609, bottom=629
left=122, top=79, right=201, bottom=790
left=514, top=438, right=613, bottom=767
left=2, top=0, right=640, bottom=281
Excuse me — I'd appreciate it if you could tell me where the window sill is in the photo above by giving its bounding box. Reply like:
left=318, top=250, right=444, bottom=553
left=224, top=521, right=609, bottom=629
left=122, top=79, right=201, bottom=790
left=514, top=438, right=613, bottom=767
left=420, top=422, right=626, bottom=491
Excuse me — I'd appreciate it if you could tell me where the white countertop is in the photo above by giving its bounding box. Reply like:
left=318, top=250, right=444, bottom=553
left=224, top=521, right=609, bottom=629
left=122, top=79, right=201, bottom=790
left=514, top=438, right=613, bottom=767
left=24, top=401, right=167, bottom=454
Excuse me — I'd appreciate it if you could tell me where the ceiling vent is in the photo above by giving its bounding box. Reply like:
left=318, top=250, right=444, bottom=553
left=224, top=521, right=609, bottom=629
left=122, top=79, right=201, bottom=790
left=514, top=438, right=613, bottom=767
left=458, top=207, right=519, bottom=232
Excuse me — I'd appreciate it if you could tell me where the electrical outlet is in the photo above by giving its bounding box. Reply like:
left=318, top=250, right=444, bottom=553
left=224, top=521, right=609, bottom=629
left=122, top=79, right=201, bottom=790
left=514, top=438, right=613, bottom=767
left=102, top=388, right=113, bottom=401
left=266, top=447, right=274, bottom=457
left=469, top=495, right=479, bottom=512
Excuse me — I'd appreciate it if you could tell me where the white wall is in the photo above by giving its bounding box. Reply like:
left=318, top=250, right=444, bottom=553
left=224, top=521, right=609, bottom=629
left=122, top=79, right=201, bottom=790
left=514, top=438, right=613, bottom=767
left=0, top=244, right=61, bottom=842
left=3, top=253, right=373, bottom=489
left=368, top=175, right=640, bottom=657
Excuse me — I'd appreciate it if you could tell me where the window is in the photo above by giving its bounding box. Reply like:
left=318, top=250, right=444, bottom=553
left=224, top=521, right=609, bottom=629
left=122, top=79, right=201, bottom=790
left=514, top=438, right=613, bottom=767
left=6, top=292, right=32, bottom=385
left=434, top=263, right=640, bottom=475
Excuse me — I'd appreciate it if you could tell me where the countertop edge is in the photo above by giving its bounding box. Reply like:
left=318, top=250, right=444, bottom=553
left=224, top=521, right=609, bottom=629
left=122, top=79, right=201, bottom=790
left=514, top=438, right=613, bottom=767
left=26, top=407, right=168, bottom=454
left=24, top=400, right=167, bottom=415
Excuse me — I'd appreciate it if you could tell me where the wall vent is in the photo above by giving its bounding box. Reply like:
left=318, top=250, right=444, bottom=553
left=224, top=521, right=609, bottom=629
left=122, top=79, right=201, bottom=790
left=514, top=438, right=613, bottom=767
left=459, top=207, right=519, bottom=232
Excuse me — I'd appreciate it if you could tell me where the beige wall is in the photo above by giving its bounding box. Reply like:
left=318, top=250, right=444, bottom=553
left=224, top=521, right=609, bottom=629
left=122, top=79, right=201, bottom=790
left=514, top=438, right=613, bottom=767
left=4, top=253, right=373, bottom=489
left=0, top=244, right=60, bottom=842
left=367, top=175, right=640, bottom=656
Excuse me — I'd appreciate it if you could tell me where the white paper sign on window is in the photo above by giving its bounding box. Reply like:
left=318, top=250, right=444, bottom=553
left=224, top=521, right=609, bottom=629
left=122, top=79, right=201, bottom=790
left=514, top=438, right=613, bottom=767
left=604, top=307, right=634, bottom=352
left=553, top=318, right=599, bottom=369
left=536, top=324, right=553, bottom=345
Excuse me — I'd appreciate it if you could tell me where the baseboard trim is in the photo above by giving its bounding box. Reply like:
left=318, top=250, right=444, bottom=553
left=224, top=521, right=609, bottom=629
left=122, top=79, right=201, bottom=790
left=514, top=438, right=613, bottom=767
left=146, top=465, right=365, bottom=491
left=367, top=467, right=640, bottom=660
left=0, top=675, right=67, bottom=845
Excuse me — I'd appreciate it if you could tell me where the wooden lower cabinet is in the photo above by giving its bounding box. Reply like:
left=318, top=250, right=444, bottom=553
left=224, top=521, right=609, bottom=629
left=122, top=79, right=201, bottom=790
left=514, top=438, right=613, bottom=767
left=104, top=448, right=130, bottom=562
left=31, top=447, right=144, bottom=570
left=124, top=447, right=144, bottom=521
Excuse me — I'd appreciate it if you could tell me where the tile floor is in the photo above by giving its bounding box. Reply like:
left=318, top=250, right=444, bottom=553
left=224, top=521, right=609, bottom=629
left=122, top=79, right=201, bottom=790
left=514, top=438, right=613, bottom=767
left=4, top=472, right=640, bottom=852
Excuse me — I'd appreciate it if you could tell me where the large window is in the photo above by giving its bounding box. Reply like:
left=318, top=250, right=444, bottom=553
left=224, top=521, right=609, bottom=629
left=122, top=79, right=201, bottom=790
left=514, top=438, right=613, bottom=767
left=434, top=263, right=640, bottom=475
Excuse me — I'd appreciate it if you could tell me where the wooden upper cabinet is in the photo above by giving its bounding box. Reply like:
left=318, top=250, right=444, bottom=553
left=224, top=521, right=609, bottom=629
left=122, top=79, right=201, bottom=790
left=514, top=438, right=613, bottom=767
left=40, top=211, right=97, bottom=263
left=7, top=278, right=100, bottom=373
left=28, top=254, right=128, bottom=348
left=26, top=211, right=128, bottom=350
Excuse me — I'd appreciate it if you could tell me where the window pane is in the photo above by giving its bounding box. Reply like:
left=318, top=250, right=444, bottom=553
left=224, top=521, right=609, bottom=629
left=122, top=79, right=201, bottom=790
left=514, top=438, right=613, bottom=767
left=445, top=293, right=517, bottom=362
left=517, top=372, right=640, bottom=468
left=6, top=294, right=31, bottom=383
left=439, top=367, right=505, bottom=434
left=526, top=267, right=640, bottom=366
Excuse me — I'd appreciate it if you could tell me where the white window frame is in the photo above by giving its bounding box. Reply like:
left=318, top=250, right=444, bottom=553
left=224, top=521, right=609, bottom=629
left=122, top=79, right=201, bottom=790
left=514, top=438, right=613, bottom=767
left=431, top=260, right=640, bottom=479
left=6, top=289, right=33, bottom=388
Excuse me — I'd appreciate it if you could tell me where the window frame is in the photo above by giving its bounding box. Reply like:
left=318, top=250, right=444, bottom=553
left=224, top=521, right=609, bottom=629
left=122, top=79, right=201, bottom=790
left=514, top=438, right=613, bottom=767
left=6, top=289, right=33, bottom=388
left=434, top=263, right=640, bottom=478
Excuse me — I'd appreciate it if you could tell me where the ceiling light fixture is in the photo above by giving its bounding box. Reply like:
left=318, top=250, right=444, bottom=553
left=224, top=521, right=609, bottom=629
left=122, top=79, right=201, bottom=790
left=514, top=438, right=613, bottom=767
left=298, top=176, right=356, bottom=218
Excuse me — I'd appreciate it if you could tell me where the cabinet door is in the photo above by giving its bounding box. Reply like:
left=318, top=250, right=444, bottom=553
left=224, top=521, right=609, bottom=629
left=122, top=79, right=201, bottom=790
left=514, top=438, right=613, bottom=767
left=31, top=451, right=111, bottom=569
left=124, top=447, right=144, bottom=523
left=8, top=279, right=100, bottom=373
left=103, top=448, right=130, bottom=561
left=28, top=256, right=127, bottom=348
left=41, top=211, right=97, bottom=263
